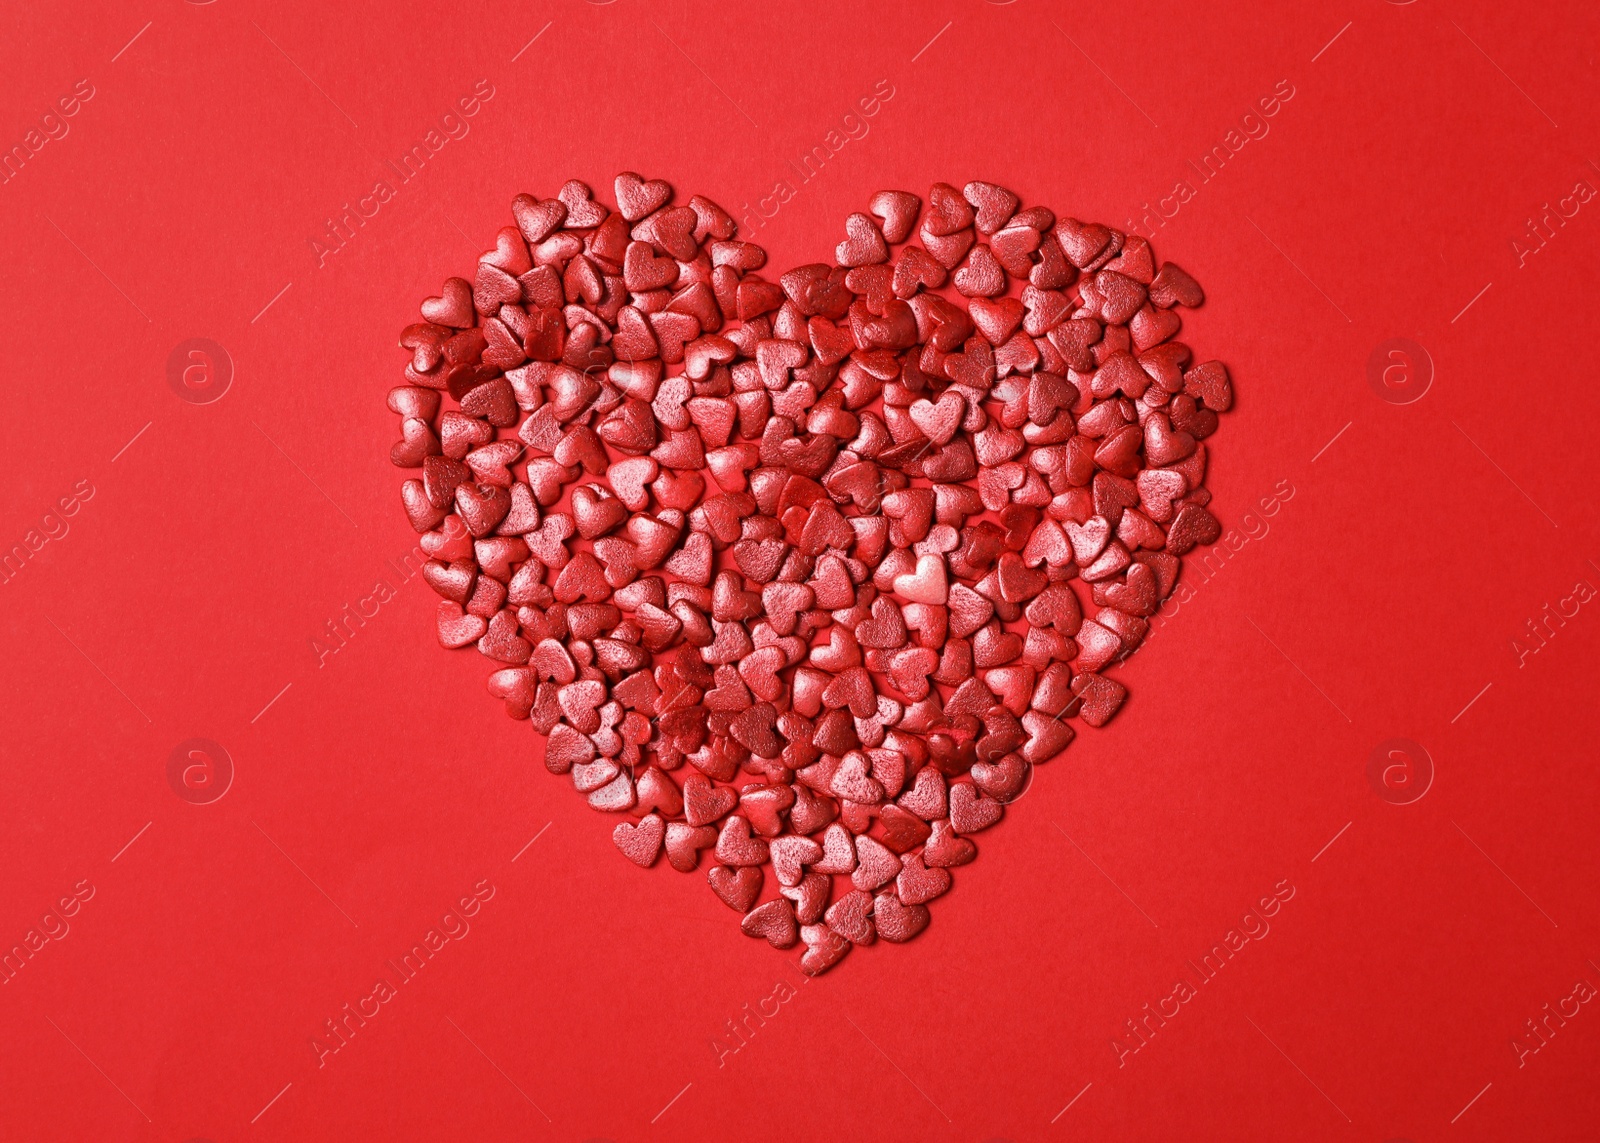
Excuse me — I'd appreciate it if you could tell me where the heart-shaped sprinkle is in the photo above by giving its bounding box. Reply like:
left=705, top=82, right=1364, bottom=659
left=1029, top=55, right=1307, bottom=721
left=613, top=813, right=664, bottom=867
left=824, top=888, right=876, bottom=945
left=741, top=898, right=799, bottom=948
left=614, top=171, right=672, bottom=222
left=781, top=872, right=831, bottom=924
left=421, top=277, right=474, bottom=328
left=709, top=864, right=762, bottom=911
left=894, top=851, right=952, bottom=905
left=872, top=890, right=930, bottom=942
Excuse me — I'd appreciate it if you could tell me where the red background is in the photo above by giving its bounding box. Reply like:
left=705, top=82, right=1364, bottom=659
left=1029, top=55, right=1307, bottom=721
left=3, top=1, right=1599, bottom=1139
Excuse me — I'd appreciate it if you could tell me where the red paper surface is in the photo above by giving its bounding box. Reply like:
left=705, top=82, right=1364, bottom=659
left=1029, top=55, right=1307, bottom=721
left=3, top=2, right=1599, bottom=1139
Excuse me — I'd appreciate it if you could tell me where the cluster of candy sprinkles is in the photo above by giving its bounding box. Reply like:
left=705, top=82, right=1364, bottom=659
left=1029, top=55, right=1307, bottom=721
left=390, top=175, right=1230, bottom=974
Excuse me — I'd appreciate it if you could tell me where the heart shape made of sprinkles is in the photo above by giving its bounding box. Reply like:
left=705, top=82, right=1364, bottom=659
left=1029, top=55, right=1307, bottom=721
left=388, top=175, right=1231, bottom=975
